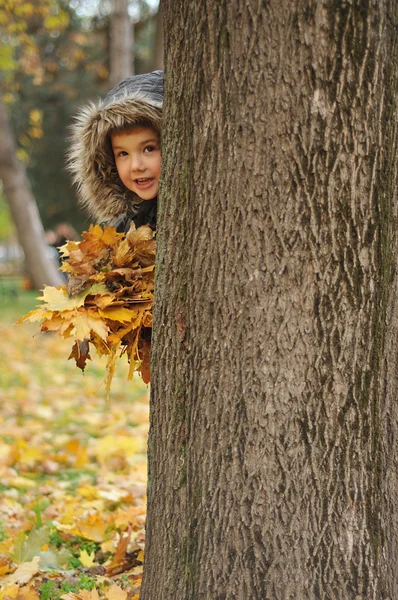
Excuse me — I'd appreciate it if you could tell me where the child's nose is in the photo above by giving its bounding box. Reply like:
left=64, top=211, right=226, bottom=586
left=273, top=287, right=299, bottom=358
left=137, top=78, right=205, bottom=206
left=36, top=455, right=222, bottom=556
left=131, top=154, right=144, bottom=171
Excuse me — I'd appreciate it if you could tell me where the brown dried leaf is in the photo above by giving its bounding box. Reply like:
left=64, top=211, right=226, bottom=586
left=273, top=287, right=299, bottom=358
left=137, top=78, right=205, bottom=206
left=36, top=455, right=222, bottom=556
left=66, top=275, right=92, bottom=297
left=105, top=525, right=132, bottom=576
left=138, top=338, right=151, bottom=384
left=0, top=553, right=13, bottom=575
left=113, top=238, right=134, bottom=267
left=68, top=340, right=91, bottom=372
left=126, top=224, right=156, bottom=267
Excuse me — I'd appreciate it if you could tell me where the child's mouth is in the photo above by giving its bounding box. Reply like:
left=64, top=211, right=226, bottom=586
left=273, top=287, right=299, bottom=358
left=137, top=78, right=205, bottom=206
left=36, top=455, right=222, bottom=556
left=135, top=178, right=155, bottom=190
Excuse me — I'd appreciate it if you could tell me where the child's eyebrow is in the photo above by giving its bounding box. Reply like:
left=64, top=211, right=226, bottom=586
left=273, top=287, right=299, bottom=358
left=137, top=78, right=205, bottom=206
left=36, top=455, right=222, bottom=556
left=112, top=139, right=159, bottom=150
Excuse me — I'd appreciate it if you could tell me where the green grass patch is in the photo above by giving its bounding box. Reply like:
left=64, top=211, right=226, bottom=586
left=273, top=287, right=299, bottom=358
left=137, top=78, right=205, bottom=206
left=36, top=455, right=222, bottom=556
left=39, top=574, right=98, bottom=600
left=0, top=278, right=39, bottom=323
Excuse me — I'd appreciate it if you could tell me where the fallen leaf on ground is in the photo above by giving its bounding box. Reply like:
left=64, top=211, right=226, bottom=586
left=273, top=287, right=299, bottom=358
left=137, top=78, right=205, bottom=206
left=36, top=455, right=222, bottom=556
left=0, top=557, right=40, bottom=587
left=105, top=584, right=128, bottom=600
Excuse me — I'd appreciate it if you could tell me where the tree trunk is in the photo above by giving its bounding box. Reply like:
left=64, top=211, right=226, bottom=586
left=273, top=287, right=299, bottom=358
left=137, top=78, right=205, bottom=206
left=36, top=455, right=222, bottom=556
left=152, top=1, right=163, bottom=70
left=0, top=97, right=64, bottom=290
left=109, top=0, right=133, bottom=89
left=141, top=1, right=398, bottom=598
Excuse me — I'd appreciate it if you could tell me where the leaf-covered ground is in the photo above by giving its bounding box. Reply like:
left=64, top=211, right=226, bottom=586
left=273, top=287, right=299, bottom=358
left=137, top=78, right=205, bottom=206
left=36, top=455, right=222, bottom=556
left=0, top=284, right=149, bottom=600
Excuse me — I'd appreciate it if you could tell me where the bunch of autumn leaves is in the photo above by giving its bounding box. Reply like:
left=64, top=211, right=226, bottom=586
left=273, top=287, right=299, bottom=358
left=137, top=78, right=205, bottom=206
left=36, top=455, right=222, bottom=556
left=19, top=224, right=155, bottom=395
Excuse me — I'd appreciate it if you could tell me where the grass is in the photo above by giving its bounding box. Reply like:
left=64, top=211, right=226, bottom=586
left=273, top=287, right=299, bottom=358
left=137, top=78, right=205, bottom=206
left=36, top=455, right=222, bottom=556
left=0, top=276, right=39, bottom=323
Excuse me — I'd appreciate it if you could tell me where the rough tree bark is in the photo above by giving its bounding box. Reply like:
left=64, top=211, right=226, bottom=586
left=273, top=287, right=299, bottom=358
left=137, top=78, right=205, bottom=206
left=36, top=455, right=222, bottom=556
left=109, top=0, right=133, bottom=89
left=0, top=96, right=64, bottom=289
left=141, top=1, right=398, bottom=598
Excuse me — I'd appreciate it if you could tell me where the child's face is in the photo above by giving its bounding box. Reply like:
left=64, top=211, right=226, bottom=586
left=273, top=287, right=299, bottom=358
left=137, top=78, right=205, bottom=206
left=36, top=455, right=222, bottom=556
left=111, top=126, right=161, bottom=201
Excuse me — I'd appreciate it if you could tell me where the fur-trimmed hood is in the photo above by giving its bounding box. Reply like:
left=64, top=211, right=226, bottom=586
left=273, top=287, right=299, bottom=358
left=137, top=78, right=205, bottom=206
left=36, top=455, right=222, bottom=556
left=68, top=70, right=163, bottom=225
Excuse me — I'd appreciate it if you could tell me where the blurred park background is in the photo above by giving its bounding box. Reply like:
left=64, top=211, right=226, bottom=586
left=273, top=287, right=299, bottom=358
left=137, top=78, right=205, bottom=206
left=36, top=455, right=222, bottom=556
left=0, top=0, right=162, bottom=292
left=0, top=5, right=158, bottom=595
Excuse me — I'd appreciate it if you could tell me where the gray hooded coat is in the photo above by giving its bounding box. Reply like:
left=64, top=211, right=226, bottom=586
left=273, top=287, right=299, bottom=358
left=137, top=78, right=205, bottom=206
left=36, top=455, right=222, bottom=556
left=68, top=70, right=163, bottom=231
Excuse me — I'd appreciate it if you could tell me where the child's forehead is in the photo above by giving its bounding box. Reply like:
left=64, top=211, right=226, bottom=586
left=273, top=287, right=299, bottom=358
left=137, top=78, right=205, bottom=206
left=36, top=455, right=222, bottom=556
left=110, top=125, right=159, bottom=140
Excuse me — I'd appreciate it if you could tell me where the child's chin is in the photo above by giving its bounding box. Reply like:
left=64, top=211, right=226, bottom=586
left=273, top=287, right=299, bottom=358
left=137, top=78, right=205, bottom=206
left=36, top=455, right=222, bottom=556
left=135, top=190, right=158, bottom=201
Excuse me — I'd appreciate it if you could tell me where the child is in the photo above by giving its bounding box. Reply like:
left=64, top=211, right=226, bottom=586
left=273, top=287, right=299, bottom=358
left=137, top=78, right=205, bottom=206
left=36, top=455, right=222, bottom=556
left=68, top=70, right=163, bottom=233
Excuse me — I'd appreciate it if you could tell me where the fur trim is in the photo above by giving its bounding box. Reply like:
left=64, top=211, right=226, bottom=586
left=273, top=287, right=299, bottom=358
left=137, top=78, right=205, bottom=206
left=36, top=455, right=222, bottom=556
left=67, top=94, right=162, bottom=224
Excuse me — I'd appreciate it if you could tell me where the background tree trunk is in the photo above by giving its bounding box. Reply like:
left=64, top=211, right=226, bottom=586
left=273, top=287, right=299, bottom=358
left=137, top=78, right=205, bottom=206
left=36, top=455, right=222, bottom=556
left=152, top=0, right=163, bottom=70
left=0, top=97, right=64, bottom=290
left=109, top=0, right=133, bottom=89
left=141, top=1, right=398, bottom=598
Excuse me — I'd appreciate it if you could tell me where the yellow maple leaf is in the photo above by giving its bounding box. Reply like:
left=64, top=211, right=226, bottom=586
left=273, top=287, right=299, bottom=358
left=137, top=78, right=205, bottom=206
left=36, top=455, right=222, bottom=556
left=79, top=589, right=99, bottom=600
left=14, top=585, right=40, bottom=600
left=112, top=506, right=145, bottom=529
left=98, top=306, right=144, bottom=323
left=39, top=286, right=91, bottom=311
left=93, top=435, right=141, bottom=463
left=74, top=513, right=110, bottom=542
left=61, top=590, right=99, bottom=600
left=89, top=294, right=116, bottom=309
left=105, top=584, right=128, bottom=600
left=78, top=549, right=96, bottom=568
left=16, top=308, right=54, bottom=325
left=72, top=309, right=109, bottom=341
left=65, top=440, right=88, bottom=468
left=18, top=447, right=43, bottom=465
left=100, top=540, right=115, bottom=554
left=0, top=583, right=20, bottom=599
left=79, top=224, right=124, bottom=256
left=0, top=556, right=40, bottom=587
left=59, top=239, right=80, bottom=259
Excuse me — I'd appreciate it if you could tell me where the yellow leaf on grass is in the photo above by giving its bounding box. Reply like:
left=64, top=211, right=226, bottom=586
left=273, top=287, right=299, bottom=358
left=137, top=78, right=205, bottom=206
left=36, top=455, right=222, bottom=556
left=0, top=583, right=19, bottom=599
left=61, top=590, right=99, bottom=600
left=75, top=446, right=88, bottom=468
left=100, top=540, right=115, bottom=553
left=14, top=585, right=40, bottom=599
left=93, top=436, right=140, bottom=462
left=0, top=556, right=40, bottom=586
left=79, top=549, right=96, bottom=568
left=18, top=447, right=43, bottom=465
left=112, top=506, right=146, bottom=528
left=79, top=589, right=100, bottom=600
left=74, top=514, right=110, bottom=542
left=105, top=584, right=128, bottom=600
left=6, top=476, right=37, bottom=490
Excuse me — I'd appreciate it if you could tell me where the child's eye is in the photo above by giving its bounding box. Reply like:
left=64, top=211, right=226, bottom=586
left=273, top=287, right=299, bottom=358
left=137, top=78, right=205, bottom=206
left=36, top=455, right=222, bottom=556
left=117, top=151, right=128, bottom=157
left=144, top=145, right=156, bottom=153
